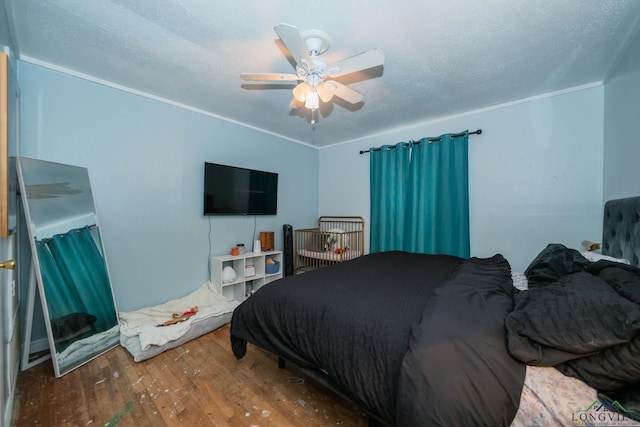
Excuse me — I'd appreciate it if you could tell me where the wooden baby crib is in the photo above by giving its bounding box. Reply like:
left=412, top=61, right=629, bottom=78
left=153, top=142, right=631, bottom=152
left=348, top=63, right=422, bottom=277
left=294, top=216, right=365, bottom=274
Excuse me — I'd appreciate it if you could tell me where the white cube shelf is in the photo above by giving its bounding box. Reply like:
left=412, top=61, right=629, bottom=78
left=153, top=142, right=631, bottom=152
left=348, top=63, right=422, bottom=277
left=210, top=250, right=283, bottom=301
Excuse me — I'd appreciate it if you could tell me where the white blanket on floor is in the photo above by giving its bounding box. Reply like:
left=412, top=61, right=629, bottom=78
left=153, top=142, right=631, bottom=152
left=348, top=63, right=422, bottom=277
left=119, top=282, right=239, bottom=351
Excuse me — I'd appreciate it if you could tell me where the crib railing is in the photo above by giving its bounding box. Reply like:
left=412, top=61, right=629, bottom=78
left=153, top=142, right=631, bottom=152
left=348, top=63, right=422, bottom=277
left=294, top=216, right=365, bottom=274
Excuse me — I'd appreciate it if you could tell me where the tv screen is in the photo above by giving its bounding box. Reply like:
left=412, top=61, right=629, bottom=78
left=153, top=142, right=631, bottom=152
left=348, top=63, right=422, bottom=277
left=203, top=162, right=278, bottom=215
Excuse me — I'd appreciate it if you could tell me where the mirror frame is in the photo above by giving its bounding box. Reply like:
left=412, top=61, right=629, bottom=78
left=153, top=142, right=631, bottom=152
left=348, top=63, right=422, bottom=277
left=17, top=157, right=119, bottom=377
left=1, top=52, right=8, bottom=238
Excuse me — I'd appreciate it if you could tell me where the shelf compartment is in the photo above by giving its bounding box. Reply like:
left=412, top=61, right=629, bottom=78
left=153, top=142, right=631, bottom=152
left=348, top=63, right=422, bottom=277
left=211, top=250, right=283, bottom=301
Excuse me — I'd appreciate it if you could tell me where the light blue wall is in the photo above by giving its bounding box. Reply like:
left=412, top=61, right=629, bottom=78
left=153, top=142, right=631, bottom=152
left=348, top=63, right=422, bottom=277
left=319, top=87, right=605, bottom=272
left=17, top=61, right=319, bottom=312
left=604, top=28, right=640, bottom=200
left=18, top=34, right=638, bottom=315
left=0, top=4, right=13, bottom=53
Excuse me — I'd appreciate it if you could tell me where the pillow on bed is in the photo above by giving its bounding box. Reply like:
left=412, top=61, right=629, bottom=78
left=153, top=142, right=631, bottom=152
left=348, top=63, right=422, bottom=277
left=581, top=251, right=631, bottom=265
left=511, top=272, right=528, bottom=291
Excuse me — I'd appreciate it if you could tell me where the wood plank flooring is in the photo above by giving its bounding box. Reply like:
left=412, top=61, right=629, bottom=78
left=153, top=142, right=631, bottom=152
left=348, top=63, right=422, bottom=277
left=10, top=324, right=369, bottom=426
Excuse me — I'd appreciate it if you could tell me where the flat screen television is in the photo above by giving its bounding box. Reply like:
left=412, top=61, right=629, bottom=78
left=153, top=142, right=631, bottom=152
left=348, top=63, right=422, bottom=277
left=203, top=162, right=278, bottom=215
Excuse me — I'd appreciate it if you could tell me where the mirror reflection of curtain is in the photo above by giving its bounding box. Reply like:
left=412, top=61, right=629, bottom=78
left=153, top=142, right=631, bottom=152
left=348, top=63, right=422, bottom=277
left=35, top=226, right=117, bottom=344
left=369, top=131, right=470, bottom=257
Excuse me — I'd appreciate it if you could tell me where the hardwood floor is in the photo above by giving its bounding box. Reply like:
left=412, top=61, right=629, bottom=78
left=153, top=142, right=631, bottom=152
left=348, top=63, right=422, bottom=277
left=10, top=324, right=369, bottom=426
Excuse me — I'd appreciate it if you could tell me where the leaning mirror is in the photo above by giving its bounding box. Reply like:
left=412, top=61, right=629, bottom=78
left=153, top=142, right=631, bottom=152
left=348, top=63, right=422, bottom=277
left=17, top=157, right=119, bottom=377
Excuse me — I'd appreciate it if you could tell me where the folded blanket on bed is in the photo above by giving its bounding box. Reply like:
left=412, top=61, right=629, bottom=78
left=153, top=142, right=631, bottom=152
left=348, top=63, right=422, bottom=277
left=119, top=282, right=239, bottom=351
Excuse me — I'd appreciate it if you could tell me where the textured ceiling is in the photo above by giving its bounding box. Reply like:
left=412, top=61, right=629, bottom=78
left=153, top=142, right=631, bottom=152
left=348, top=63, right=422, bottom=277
left=3, top=0, right=640, bottom=147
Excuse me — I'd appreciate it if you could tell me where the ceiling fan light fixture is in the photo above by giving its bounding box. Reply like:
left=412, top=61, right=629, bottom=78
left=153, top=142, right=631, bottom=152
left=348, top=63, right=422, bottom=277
left=304, top=88, right=319, bottom=110
left=293, top=82, right=310, bottom=102
left=316, top=82, right=335, bottom=102
left=241, top=24, right=385, bottom=120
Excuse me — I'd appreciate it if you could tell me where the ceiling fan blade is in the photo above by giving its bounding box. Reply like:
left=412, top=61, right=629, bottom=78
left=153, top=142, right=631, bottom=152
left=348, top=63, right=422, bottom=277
left=326, top=48, right=385, bottom=77
left=240, top=73, right=299, bottom=81
left=274, top=23, right=315, bottom=70
left=330, top=81, right=365, bottom=104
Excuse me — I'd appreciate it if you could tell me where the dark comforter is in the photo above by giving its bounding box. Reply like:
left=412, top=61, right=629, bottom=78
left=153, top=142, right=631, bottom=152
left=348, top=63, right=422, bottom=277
left=230, top=251, right=525, bottom=426
left=506, top=243, right=640, bottom=411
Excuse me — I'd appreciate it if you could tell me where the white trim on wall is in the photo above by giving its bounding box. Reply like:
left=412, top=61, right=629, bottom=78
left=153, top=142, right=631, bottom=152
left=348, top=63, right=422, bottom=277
left=319, top=81, right=603, bottom=150
left=18, top=55, right=318, bottom=149
left=19, top=55, right=604, bottom=153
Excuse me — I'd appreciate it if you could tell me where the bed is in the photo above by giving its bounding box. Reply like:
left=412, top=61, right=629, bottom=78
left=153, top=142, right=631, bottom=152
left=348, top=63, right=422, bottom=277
left=294, top=216, right=365, bottom=273
left=230, top=197, right=640, bottom=426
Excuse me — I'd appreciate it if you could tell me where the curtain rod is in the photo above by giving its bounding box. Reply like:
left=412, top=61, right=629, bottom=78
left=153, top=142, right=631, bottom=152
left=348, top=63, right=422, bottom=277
left=359, top=129, right=482, bottom=155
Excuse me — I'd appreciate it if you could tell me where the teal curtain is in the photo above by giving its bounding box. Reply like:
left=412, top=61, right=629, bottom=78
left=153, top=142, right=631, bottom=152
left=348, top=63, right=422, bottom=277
left=369, top=142, right=411, bottom=252
left=36, top=241, right=82, bottom=318
left=369, top=131, right=470, bottom=257
left=37, top=226, right=117, bottom=332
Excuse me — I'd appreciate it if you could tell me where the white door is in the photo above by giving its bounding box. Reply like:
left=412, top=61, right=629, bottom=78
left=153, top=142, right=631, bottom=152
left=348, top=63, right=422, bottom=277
left=0, top=240, right=6, bottom=427
left=1, top=233, right=17, bottom=427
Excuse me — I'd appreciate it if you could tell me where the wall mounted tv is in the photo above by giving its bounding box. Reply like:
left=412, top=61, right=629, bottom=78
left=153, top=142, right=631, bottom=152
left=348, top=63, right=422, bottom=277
left=203, top=162, right=278, bottom=216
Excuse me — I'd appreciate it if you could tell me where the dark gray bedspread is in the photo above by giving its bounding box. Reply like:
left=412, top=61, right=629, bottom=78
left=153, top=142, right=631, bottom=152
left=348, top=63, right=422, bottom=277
left=230, top=251, right=525, bottom=426
left=506, top=244, right=640, bottom=411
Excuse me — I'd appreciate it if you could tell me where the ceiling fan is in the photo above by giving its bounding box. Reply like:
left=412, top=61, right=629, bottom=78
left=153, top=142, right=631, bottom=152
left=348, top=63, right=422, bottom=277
left=241, top=23, right=384, bottom=123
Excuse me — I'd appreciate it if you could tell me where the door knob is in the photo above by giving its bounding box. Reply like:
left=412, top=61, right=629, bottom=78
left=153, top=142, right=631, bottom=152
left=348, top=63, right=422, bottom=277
left=0, top=259, right=15, bottom=270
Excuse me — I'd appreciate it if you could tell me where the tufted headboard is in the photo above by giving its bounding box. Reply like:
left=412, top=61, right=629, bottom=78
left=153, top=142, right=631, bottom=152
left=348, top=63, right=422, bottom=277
left=602, top=196, right=640, bottom=267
